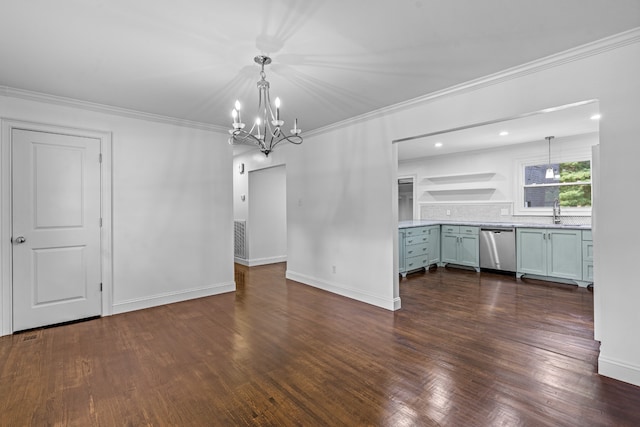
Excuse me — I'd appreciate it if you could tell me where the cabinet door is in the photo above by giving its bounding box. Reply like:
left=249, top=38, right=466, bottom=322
left=547, top=229, right=582, bottom=280
left=517, top=228, right=547, bottom=276
left=582, top=239, right=594, bottom=282
left=398, top=231, right=405, bottom=272
left=459, top=235, right=479, bottom=267
left=427, top=226, right=440, bottom=265
left=441, top=233, right=459, bottom=264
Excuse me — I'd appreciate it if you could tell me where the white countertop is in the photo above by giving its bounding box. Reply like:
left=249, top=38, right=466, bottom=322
left=398, top=219, right=591, bottom=230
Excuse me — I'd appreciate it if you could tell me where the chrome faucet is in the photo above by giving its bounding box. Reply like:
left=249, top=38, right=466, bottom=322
left=553, top=198, right=561, bottom=224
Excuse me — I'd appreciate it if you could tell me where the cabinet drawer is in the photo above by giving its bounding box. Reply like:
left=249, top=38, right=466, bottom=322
left=405, top=243, right=428, bottom=258
left=405, top=255, right=429, bottom=271
left=460, top=226, right=479, bottom=235
left=583, top=261, right=594, bottom=281
left=582, top=241, right=594, bottom=262
left=441, top=225, right=459, bottom=234
left=405, top=226, right=429, bottom=237
left=405, top=235, right=429, bottom=246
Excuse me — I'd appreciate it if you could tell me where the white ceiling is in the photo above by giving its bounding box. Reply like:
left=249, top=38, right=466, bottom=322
left=1, top=1, right=639, bottom=137
left=396, top=100, right=601, bottom=161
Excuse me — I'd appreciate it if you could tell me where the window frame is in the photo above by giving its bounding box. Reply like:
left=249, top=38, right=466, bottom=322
left=514, top=147, right=592, bottom=217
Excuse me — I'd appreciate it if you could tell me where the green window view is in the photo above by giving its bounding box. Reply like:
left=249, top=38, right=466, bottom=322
left=524, top=160, right=591, bottom=208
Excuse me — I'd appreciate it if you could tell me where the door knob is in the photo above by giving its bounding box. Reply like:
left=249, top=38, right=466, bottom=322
left=14, top=236, right=26, bottom=244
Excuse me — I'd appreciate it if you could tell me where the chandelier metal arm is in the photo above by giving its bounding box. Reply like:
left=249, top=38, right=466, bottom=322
left=229, top=129, right=302, bottom=157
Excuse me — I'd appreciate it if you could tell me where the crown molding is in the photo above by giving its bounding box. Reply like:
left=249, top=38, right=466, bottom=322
left=306, top=27, right=640, bottom=138
left=0, top=86, right=228, bottom=133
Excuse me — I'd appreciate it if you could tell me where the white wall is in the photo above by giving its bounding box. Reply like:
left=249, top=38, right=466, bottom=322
left=246, top=165, right=287, bottom=265
left=286, top=118, right=400, bottom=310
left=0, top=94, right=235, bottom=327
left=398, top=133, right=596, bottom=223
left=291, top=34, right=640, bottom=386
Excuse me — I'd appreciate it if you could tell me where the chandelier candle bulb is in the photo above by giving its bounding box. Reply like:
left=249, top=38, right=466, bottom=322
left=234, top=100, right=242, bottom=123
left=275, top=97, right=280, bottom=121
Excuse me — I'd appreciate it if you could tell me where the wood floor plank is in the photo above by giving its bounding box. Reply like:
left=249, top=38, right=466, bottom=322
left=1, top=263, right=640, bottom=426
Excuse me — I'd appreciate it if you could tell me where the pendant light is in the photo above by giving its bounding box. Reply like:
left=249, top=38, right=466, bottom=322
left=545, top=136, right=555, bottom=179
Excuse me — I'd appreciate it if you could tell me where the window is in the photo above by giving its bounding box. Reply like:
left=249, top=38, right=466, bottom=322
left=523, top=160, right=591, bottom=208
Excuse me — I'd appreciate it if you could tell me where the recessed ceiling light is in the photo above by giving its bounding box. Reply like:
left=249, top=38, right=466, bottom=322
left=590, top=114, right=602, bottom=120
left=434, top=142, right=443, bottom=148
left=499, top=131, right=509, bottom=136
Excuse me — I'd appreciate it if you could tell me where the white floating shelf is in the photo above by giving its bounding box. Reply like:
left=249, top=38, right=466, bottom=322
left=424, top=186, right=496, bottom=194
left=422, top=171, right=496, bottom=183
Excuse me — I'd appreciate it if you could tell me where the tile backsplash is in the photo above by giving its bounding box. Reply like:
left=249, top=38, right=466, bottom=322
left=420, top=203, right=591, bottom=226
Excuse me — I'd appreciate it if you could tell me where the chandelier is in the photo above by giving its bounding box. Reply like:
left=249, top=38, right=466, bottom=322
left=228, top=55, right=303, bottom=157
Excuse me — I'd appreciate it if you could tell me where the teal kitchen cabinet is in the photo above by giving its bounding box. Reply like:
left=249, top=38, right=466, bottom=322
left=399, top=225, right=440, bottom=278
left=516, top=228, right=583, bottom=282
left=582, top=230, right=593, bottom=283
left=440, top=225, right=479, bottom=271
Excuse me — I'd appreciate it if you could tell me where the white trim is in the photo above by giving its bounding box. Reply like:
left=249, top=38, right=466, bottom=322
left=112, top=282, right=235, bottom=315
left=308, top=28, right=640, bottom=139
left=599, top=355, right=640, bottom=388
left=0, top=119, right=114, bottom=336
left=0, top=86, right=227, bottom=133
left=100, top=131, right=114, bottom=317
left=234, top=255, right=287, bottom=267
left=0, top=121, right=11, bottom=335
left=285, top=269, right=398, bottom=311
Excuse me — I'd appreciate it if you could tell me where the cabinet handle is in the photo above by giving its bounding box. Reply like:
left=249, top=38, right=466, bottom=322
left=543, top=233, right=546, bottom=240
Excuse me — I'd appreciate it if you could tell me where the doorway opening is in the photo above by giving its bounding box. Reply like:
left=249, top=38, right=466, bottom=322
left=398, top=177, right=415, bottom=221
left=233, top=160, right=288, bottom=267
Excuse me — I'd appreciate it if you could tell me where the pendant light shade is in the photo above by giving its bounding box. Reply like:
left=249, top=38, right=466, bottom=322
left=545, top=136, right=555, bottom=179
left=545, top=167, right=555, bottom=179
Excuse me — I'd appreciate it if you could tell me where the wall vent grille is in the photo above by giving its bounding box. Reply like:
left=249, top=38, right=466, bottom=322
left=234, top=220, right=247, bottom=259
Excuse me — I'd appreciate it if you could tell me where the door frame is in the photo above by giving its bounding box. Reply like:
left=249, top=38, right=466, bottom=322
left=0, top=119, right=113, bottom=336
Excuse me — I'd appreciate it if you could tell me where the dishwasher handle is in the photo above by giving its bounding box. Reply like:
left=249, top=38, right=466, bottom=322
left=481, top=228, right=514, bottom=233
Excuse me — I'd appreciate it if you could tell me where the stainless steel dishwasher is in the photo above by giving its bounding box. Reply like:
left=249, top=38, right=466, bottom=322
left=479, top=227, right=516, bottom=272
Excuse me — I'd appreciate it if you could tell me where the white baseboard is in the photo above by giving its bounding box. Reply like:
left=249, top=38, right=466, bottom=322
left=285, top=270, right=399, bottom=311
left=234, top=255, right=286, bottom=267
left=112, top=281, right=236, bottom=315
left=599, top=355, right=640, bottom=387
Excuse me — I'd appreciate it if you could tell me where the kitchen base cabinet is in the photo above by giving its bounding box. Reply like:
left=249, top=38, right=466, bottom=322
left=399, top=225, right=440, bottom=278
left=582, top=230, right=593, bottom=284
left=516, top=228, right=586, bottom=286
left=439, top=225, right=480, bottom=272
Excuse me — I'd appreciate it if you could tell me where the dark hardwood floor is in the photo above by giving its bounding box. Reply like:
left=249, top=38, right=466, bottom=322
left=1, top=263, right=640, bottom=426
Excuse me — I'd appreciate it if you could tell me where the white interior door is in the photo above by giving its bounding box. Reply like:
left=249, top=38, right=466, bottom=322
left=12, top=129, right=102, bottom=331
